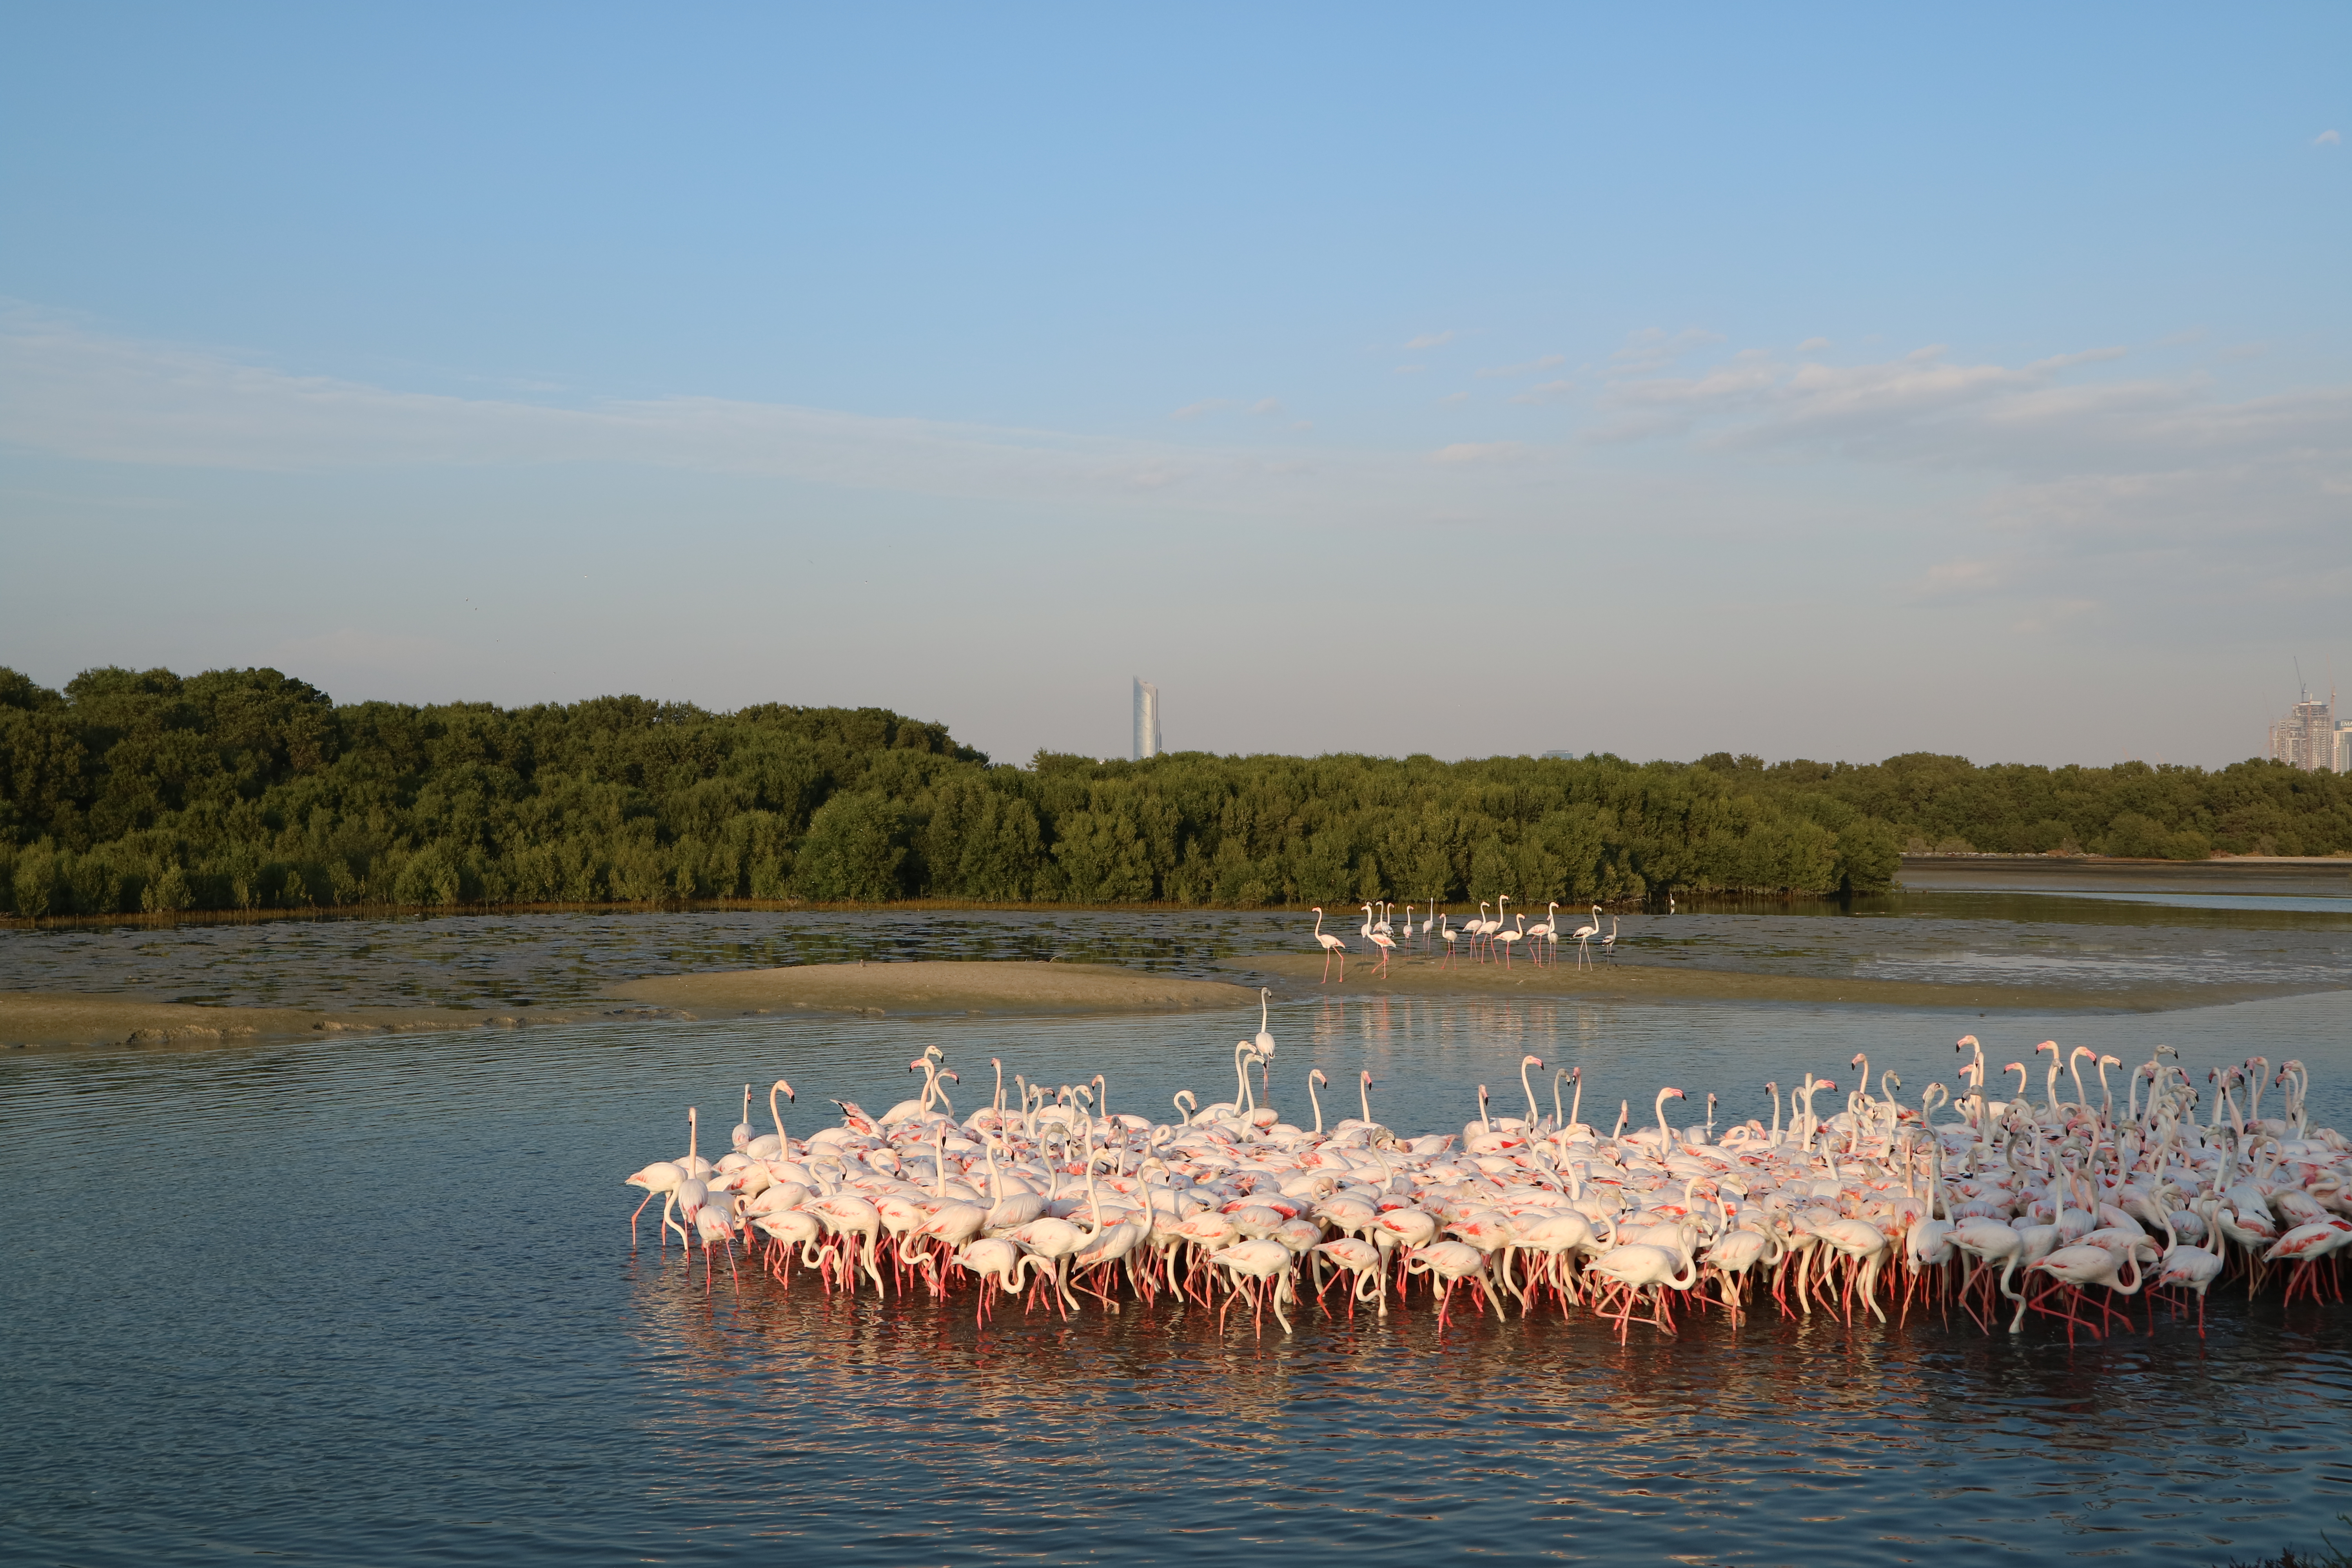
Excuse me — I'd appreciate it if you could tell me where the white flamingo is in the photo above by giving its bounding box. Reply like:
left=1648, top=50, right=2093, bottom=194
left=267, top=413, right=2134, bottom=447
left=1570, top=904, right=1601, bottom=967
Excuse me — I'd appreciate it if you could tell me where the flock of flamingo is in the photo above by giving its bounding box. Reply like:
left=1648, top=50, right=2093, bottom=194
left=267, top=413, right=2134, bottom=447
left=624, top=988, right=2350, bottom=1340
left=1308, top=898, right=1618, bottom=980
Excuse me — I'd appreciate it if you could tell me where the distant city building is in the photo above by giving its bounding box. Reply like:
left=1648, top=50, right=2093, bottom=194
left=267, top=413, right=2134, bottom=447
left=2267, top=685, right=2336, bottom=771
left=1132, top=678, right=1163, bottom=760
left=2338, top=720, right=2352, bottom=775
left=1540, top=750, right=1576, bottom=760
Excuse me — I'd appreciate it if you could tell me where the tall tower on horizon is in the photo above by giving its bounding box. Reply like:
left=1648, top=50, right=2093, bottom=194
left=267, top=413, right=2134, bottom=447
left=1132, top=679, right=1163, bottom=761
left=2267, top=678, right=2335, bottom=772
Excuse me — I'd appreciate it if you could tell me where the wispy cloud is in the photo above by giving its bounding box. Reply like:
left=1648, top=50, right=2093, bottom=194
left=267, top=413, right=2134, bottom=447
left=0, top=310, right=1277, bottom=506
left=1428, top=441, right=1527, bottom=465
left=1474, top=354, right=1564, bottom=380
left=0, top=309, right=1582, bottom=528
left=1797, top=337, right=1831, bottom=354
left=1589, top=331, right=2352, bottom=605
left=1405, top=330, right=1458, bottom=350
left=1610, top=327, right=1724, bottom=374
left=2316, top=129, right=2341, bottom=147
left=1508, top=379, right=1576, bottom=406
left=1171, top=398, right=1235, bottom=420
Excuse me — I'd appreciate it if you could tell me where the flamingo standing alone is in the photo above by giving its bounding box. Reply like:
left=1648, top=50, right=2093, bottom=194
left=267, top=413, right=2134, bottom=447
left=1308, top=907, right=1348, bottom=983
left=1570, top=904, right=1602, bottom=967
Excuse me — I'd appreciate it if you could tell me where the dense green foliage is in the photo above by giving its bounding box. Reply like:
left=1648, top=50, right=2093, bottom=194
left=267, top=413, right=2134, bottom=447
left=0, top=666, right=2344, bottom=918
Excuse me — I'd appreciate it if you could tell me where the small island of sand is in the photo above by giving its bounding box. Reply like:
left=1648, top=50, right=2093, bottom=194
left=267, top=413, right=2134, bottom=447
left=0, top=960, right=1262, bottom=1050
left=602, top=960, right=1258, bottom=1017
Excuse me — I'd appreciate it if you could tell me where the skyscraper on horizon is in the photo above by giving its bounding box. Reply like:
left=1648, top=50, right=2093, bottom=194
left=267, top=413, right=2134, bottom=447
left=1132, top=679, right=1163, bottom=761
left=2267, top=683, right=2336, bottom=772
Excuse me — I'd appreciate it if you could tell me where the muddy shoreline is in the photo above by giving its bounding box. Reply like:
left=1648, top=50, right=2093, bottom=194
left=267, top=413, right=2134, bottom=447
left=7, top=951, right=2335, bottom=1052
left=0, top=961, right=1261, bottom=1050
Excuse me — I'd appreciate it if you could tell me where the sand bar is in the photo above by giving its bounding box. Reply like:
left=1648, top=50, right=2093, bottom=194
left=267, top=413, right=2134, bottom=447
left=603, top=960, right=1259, bottom=1016
left=7, top=949, right=2330, bottom=1052
left=0, top=991, right=617, bottom=1051
left=0, top=961, right=1261, bottom=1051
left=1229, top=952, right=2321, bottom=1012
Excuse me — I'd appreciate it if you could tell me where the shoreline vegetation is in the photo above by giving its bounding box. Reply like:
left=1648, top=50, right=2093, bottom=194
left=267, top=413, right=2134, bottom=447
left=3, top=847, right=2346, bottom=933
left=4, top=663, right=2349, bottom=924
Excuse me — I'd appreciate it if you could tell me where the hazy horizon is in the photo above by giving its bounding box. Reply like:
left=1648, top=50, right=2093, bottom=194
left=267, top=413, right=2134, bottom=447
left=4, top=5, right=2345, bottom=770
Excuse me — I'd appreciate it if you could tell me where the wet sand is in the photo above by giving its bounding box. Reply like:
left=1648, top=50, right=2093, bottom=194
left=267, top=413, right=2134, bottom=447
left=7, top=947, right=2332, bottom=1051
left=0, top=961, right=1260, bottom=1050
left=0, top=991, right=613, bottom=1050
left=1229, top=952, right=2317, bottom=1012
left=602, top=960, right=1258, bottom=1016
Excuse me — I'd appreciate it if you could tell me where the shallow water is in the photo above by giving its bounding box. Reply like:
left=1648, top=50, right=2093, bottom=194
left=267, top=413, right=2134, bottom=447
left=4, top=884, right=2348, bottom=1012
left=4, top=984, right=2348, bottom=1566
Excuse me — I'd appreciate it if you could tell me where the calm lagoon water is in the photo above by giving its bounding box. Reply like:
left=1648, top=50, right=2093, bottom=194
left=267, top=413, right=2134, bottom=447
left=3, top=892, right=2350, bottom=1566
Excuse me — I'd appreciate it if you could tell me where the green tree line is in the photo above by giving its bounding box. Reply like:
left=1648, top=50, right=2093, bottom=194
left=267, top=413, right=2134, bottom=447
left=0, top=665, right=2342, bottom=919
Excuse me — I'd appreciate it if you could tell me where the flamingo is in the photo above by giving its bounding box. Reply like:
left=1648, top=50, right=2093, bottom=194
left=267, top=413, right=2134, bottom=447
left=1570, top=904, right=1601, bottom=967
left=743, top=1078, right=794, bottom=1161
left=1254, top=987, right=1277, bottom=1056
left=1526, top=901, right=1559, bottom=964
left=1493, top=911, right=1526, bottom=968
left=1308, top=907, right=1348, bottom=982
left=618, top=1032, right=2350, bottom=1347
left=1601, top=916, right=1619, bottom=961
left=1361, top=904, right=1398, bottom=976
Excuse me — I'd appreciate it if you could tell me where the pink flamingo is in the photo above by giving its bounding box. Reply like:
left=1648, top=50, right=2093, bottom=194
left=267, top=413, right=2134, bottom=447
left=1308, top=907, right=1348, bottom=982
left=1360, top=904, right=1398, bottom=976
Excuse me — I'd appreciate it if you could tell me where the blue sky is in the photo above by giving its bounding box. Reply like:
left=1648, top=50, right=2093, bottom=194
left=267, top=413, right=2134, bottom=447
left=3, top=3, right=2345, bottom=766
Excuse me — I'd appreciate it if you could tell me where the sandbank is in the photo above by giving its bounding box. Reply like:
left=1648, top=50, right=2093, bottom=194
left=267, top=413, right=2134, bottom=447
left=1230, top=952, right=2317, bottom=1013
left=602, top=960, right=1258, bottom=1016
left=0, top=960, right=1261, bottom=1051
left=0, top=990, right=612, bottom=1051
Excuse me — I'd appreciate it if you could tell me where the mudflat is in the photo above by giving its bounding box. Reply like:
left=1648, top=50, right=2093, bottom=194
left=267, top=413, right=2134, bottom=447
left=0, top=990, right=608, bottom=1050
left=0, top=960, right=1262, bottom=1050
left=1231, top=952, right=2312, bottom=1012
left=602, top=960, right=1259, bottom=1016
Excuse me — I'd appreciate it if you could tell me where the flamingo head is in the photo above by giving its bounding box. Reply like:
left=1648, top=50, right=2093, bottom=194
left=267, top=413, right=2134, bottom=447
left=1311, top=1069, right=1328, bottom=1087
left=2037, top=1040, right=2060, bottom=1058
left=1523, top=1054, right=1544, bottom=1068
left=773, top=1078, right=794, bottom=1102
left=944, top=1071, right=960, bottom=1084
left=2098, top=1055, right=2120, bottom=1070
left=1664, top=1087, right=1687, bottom=1102
left=1851, top=1053, right=1867, bottom=1069
left=1361, top=1069, right=1373, bottom=1086
left=1957, top=1034, right=1979, bottom=1050
left=1310, top=906, right=1324, bottom=915
left=1817, top=1080, right=1837, bottom=1093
